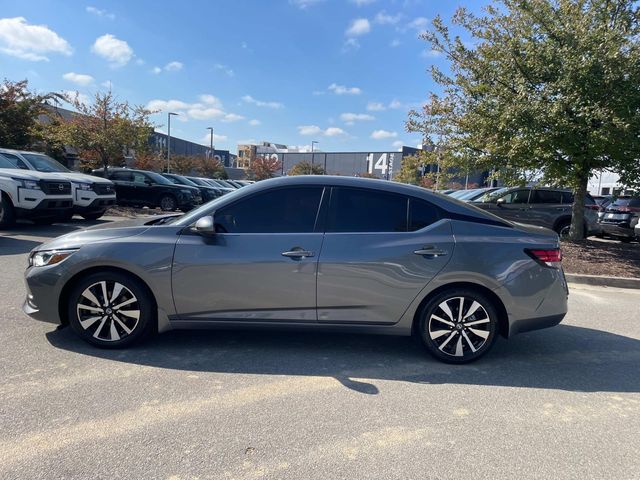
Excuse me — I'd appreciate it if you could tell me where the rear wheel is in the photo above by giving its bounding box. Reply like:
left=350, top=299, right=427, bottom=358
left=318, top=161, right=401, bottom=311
left=419, top=289, right=498, bottom=364
left=0, top=194, right=16, bottom=227
left=67, top=271, right=155, bottom=348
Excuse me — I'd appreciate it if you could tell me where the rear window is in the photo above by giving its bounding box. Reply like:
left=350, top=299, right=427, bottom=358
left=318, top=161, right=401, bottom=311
left=612, top=198, right=640, bottom=207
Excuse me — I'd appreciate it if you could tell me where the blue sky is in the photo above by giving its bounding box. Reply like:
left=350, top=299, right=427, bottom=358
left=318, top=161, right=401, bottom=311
left=0, top=0, right=485, bottom=153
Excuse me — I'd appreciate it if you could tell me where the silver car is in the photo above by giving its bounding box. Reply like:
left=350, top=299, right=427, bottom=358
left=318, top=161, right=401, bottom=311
left=23, top=176, right=568, bottom=363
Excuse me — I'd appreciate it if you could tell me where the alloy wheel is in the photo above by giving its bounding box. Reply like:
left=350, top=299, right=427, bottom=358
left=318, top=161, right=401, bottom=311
left=76, top=280, right=140, bottom=342
left=160, top=196, right=176, bottom=211
left=427, top=296, right=491, bottom=358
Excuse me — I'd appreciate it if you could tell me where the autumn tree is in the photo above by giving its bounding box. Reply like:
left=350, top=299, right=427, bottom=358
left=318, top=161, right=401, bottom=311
left=132, top=149, right=164, bottom=171
left=0, top=79, right=62, bottom=149
left=52, top=91, right=155, bottom=174
left=249, top=156, right=281, bottom=180
left=288, top=160, right=325, bottom=176
left=195, top=155, right=227, bottom=179
left=409, top=0, right=640, bottom=240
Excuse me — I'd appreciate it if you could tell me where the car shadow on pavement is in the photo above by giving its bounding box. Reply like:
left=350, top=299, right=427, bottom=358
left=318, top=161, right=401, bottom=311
left=3, top=218, right=110, bottom=240
left=46, top=324, right=640, bottom=395
left=0, top=236, right=43, bottom=255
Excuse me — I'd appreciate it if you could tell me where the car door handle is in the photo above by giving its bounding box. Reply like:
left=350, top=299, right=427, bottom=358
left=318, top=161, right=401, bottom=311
left=414, top=246, right=448, bottom=257
left=282, top=249, right=315, bottom=259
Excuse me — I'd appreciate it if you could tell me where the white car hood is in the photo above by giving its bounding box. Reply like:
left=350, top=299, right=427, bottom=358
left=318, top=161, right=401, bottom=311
left=41, top=171, right=112, bottom=184
left=0, top=168, right=73, bottom=182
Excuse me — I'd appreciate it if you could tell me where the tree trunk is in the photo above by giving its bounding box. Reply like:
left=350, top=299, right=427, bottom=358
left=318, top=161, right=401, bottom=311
left=568, top=173, right=589, bottom=241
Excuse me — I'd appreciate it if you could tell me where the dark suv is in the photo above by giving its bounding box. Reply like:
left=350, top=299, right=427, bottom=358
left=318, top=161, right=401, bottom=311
left=92, top=168, right=202, bottom=211
left=161, top=173, right=224, bottom=203
left=599, top=197, right=640, bottom=241
left=472, top=187, right=599, bottom=236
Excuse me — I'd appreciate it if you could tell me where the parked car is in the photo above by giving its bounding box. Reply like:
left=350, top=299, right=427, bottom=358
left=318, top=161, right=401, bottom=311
left=0, top=156, right=73, bottom=226
left=92, top=168, right=202, bottom=211
left=449, top=187, right=501, bottom=202
left=0, top=148, right=116, bottom=220
left=161, top=173, right=224, bottom=203
left=472, top=187, right=599, bottom=236
left=23, top=176, right=568, bottom=364
left=184, top=176, right=233, bottom=195
left=225, top=180, right=245, bottom=188
left=208, top=178, right=239, bottom=190
left=592, top=195, right=613, bottom=237
left=598, top=197, right=640, bottom=241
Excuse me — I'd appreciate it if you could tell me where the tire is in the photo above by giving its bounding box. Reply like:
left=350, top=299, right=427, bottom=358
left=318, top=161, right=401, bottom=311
left=159, top=194, right=177, bottom=212
left=32, top=217, right=56, bottom=225
left=555, top=220, right=571, bottom=238
left=0, top=194, right=16, bottom=228
left=67, top=271, right=155, bottom=348
left=59, top=210, right=74, bottom=222
left=81, top=211, right=105, bottom=221
left=419, top=289, right=499, bottom=364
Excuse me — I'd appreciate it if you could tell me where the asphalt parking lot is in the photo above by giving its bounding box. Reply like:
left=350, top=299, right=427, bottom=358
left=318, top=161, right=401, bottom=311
left=1, top=219, right=639, bottom=479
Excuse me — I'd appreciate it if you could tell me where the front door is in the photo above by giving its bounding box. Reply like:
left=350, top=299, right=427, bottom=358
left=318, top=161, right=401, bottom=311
left=172, top=186, right=325, bottom=322
left=316, top=187, right=454, bottom=324
left=491, top=188, right=531, bottom=222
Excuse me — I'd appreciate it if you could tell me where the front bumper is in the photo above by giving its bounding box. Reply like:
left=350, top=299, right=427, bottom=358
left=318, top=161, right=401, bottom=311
left=15, top=197, right=74, bottom=219
left=73, top=195, right=117, bottom=213
left=23, top=265, right=64, bottom=325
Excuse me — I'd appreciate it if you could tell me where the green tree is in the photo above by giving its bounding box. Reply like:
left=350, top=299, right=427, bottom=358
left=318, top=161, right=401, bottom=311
left=0, top=79, right=62, bottom=149
left=408, top=0, right=640, bottom=240
left=288, top=160, right=325, bottom=176
left=249, top=156, right=282, bottom=180
left=52, top=91, right=155, bottom=174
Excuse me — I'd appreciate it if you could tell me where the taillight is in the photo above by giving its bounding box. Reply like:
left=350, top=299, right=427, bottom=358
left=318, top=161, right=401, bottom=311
left=525, top=248, right=562, bottom=268
left=585, top=204, right=599, bottom=211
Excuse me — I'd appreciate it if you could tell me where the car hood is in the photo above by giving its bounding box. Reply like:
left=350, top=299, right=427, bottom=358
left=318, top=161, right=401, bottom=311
left=43, top=172, right=113, bottom=184
left=32, top=215, right=181, bottom=252
left=0, top=168, right=72, bottom=181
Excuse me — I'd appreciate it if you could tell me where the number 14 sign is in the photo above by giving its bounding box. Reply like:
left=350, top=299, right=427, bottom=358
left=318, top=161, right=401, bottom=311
left=366, top=153, right=395, bottom=178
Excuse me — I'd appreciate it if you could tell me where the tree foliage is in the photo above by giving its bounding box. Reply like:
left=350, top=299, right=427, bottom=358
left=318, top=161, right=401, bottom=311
left=408, top=0, right=640, bottom=239
left=0, top=79, right=62, bottom=149
left=249, top=156, right=282, bottom=180
left=51, top=91, right=155, bottom=174
left=287, top=160, right=325, bottom=176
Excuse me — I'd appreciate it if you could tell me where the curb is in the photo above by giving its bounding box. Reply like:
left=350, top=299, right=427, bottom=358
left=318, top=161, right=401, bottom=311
left=565, top=273, right=640, bottom=290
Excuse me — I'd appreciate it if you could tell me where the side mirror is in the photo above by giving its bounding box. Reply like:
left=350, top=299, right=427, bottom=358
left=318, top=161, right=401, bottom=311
left=496, top=198, right=505, bottom=206
left=194, top=215, right=215, bottom=236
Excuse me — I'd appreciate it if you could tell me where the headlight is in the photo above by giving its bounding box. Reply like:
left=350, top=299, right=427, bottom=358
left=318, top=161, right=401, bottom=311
left=28, top=249, right=78, bottom=267
left=73, top=182, right=92, bottom=191
left=13, top=178, right=41, bottom=190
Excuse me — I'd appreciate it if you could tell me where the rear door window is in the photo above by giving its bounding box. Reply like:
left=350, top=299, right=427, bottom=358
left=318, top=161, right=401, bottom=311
left=0, top=153, right=29, bottom=170
left=531, top=190, right=562, bottom=204
left=110, top=171, right=133, bottom=182
left=326, top=187, right=408, bottom=233
left=408, top=198, right=440, bottom=231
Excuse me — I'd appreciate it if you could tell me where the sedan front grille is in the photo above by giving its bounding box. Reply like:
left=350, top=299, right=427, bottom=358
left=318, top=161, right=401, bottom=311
left=93, top=183, right=115, bottom=195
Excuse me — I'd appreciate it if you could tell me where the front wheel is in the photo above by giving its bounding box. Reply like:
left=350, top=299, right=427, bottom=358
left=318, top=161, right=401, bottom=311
left=159, top=195, right=177, bottom=211
left=419, top=289, right=499, bottom=364
left=67, top=271, right=155, bottom=348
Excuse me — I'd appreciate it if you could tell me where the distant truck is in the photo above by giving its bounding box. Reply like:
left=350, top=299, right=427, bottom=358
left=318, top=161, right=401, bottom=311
left=0, top=156, right=73, bottom=227
left=0, top=148, right=116, bottom=220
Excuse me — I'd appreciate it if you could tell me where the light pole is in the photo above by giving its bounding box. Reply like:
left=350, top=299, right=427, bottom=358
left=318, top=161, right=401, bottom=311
left=310, top=141, right=318, bottom=174
left=206, top=127, right=214, bottom=160
left=167, top=112, right=178, bottom=173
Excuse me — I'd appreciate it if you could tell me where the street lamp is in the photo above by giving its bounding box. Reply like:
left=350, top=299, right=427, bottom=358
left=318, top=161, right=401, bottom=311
left=206, top=127, right=214, bottom=160
left=310, top=141, right=318, bottom=174
left=167, top=112, right=179, bottom=173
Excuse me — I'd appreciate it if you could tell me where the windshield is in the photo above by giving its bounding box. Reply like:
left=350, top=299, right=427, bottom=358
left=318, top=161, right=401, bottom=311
left=170, top=175, right=198, bottom=187
left=145, top=171, right=174, bottom=185
left=476, top=187, right=509, bottom=203
left=187, top=177, right=209, bottom=187
left=611, top=198, right=640, bottom=207
left=21, top=153, right=70, bottom=173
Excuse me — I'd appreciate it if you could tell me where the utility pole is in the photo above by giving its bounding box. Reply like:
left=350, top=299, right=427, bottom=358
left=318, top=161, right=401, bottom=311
left=167, top=112, right=178, bottom=173
left=311, top=141, right=318, bottom=174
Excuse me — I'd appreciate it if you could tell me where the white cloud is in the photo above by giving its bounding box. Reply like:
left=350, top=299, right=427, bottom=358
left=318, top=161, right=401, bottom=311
left=151, top=66, right=162, bottom=74
left=86, top=6, right=115, bottom=20
left=0, top=17, right=72, bottom=61
left=389, top=99, right=403, bottom=109
left=342, top=38, right=360, bottom=52
left=200, top=133, right=228, bottom=145
left=421, top=49, right=442, bottom=58
left=328, top=83, right=361, bottom=95
left=367, top=101, right=386, bottom=111
left=346, top=18, right=371, bottom=36
left=146, top=96, right=243, bottom=122
left=374, top=11, right=402, bottom=25
left=62, top=72, right=94, bottom=86
left=289, top=0, right=325, bottom=9
left=350, top=0, right=376, bottom=5
left=164, top=61, right=183, bottom=71
left=241, top=95, right=284, bottom=109
left=248, top=119, right=261, bottom=126
left=371, top=129, right=397, bottom=139
left=407, top=17, right=429, bottom=32
left=389, top=39, right=401, bottom=47
left=91, top=34, right=133, bottom=67
left=392, top=140, right=404, bottom=151
left=340, top=112, right=374, bottom=125
left=238, top=138, right=257, bottom=145
left=213, top=63, right=234, bottom=76
left=298, top=125, right=347, bottom=137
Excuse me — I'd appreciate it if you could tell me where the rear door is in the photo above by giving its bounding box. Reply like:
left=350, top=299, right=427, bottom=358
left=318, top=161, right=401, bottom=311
left=528, top=189, right=565, bottom=228
left=109, top=171, right=135, bottom=203
left=316, top=187, right=453, bottom=325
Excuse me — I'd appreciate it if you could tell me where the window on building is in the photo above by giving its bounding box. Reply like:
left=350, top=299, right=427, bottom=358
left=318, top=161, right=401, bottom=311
left=601, top=187, right=610, bottom=195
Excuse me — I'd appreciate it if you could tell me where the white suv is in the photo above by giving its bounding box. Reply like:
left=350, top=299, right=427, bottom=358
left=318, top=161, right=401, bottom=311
left=0, top=148, right=116, bottom=220
left=0, top=156, right=74, bottom=227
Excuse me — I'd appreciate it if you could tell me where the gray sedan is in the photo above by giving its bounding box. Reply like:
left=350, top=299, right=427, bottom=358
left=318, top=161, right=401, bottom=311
left=23, top=176, right=568, bottom=363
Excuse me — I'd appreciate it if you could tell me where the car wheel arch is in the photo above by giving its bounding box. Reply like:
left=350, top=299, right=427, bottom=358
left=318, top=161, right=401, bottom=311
left=58, top=265, right=158, bottom=330
left=411, top=282, right=509, bottom=339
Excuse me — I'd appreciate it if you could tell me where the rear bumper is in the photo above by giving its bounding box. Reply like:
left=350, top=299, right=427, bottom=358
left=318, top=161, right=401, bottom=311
left=600, top=223, right=635, bottom=238
left=508, top=313, right=566, bottom=337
